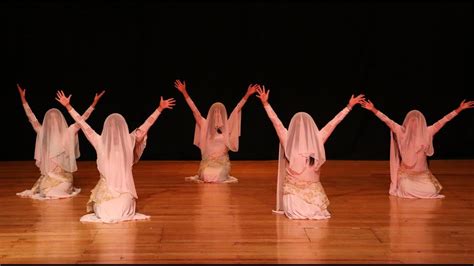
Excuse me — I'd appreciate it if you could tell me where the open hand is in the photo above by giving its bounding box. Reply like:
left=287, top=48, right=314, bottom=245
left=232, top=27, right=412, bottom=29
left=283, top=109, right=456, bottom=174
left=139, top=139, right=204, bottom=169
left=55, top=90, right=72, bottom=108
left=456, top=99, right=474, bottom=113
left=246, top=84, right=259, bottom=97
left=256, top=85, right=270, bottom=105
left=348, top=94, right=365, bottom=108
left=361, top=99, right=375, bottom=112
left=174, top=80, right=186, bottom=94
left=159, top=96, right=176, bottom=111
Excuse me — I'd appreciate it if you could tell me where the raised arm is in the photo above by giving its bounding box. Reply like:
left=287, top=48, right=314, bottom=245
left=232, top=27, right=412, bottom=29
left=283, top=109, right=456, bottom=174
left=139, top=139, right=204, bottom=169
left=70, top=90, right=106, bottom=133
left=134, top=96, right=176, bottom=143
left=361, top=99, right=404, bottom=135
left=320, top=94, right=364, bottom=143
left=174, top=79, right=204, bottom=125
left=229, top=84, right=258, bottom=115
left=256, top=85, right=288, bottom=147
left=17, top=84, right=41, bottom=133
left=55, top=90, right=100, bottom=148
left=429, top=99, right=474, bottom=135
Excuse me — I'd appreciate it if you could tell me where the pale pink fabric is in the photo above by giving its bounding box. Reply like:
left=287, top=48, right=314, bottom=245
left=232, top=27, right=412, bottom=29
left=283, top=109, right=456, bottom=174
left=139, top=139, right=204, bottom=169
left=275, top=112, right=326, bottom=214
left=283, top=194, right=331, bottom=219
left=68, top=107, right=160, bottom=222
left=395, top=170, right=444, bottom=199
left=185, top=97, right=245, bottom=183
left=192, top=100, right=242, bottom=154
left=22, top=103, right=95, bottom=175
left=376, top=109, right=458, bottom=197
left=285, top=112, right=326, bottom=174
left=97, top=114, right=138, bottom=198
left=80, top=194, right=149, bottom=223
left=264, top=104, right=350, bottom=218
left=69, top=108, right=159, bottom=198
left=390, top=110, right=432, bottom=195
left=34, top=108, right=79, bottom=175
left=18, top=103, right=94, bottom=199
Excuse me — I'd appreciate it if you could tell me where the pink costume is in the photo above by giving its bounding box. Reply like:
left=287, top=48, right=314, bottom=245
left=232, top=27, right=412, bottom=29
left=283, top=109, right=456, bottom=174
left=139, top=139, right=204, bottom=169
left=184, top=96, right=244, bottom=183
left=263, top=103, right=351, bottom=219
left=375, top=109, right=458, bottom=198
left=67, top=107, right=161, bottom=223
left=17, top=103, right=94, bottom=200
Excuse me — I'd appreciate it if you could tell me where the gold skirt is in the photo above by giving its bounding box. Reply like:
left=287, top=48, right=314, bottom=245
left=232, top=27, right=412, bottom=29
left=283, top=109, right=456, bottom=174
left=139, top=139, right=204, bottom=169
left=284, top=178, right=329, bottom=210
left=398, top=164, right=443, bottom=194
left=86, top=176, right=121, bottom=212
left=31, top=171, right=73, bottom=195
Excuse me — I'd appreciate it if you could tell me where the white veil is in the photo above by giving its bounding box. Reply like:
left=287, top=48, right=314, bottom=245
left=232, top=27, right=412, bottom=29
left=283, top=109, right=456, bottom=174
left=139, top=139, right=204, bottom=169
left=389, top=110, right=433, bottom=194
left=34, top=108, right=79, bottom=175
left=96, top=113, right=138, bottom=198
left=274, top=112, right=326, bottom=212
left=193, top=102, right=242, bottom=154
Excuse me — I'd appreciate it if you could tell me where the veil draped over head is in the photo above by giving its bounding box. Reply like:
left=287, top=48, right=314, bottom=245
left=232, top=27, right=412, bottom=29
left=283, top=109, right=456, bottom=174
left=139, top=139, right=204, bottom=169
left=34, top=108, right=79, bottom=175
left=97, top=113, right=142, bottom=198
left=274, top=112, right=326, bottom=212
left=389, top=110, right=433, bottom=193
left=193, top=102, right=242, bottom=153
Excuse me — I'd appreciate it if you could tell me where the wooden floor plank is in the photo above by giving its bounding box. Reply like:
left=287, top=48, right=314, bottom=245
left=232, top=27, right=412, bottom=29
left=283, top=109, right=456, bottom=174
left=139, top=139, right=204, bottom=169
left=0, top=160, right=472, bottom=263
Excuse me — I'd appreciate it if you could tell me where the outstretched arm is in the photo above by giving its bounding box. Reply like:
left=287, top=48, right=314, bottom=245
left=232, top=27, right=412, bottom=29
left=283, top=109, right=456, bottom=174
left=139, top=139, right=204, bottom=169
left=320, top=94, right=365, bottom=143
left=256, top=85, right=288, bottom=147
left=174, top=79, right=204, bottom=126
left=135, top=96, right=176, bottom=143
left=70, top=90, right=106, bottom=133
left=18, top=84, right=41, bottom=133
left=361, top=99, right=403, bottom=135
left=429, top=99, right=474, bottom=135
left=55, top=90, right=100, bottom=148
left=229, top=84, right=259, bottom=115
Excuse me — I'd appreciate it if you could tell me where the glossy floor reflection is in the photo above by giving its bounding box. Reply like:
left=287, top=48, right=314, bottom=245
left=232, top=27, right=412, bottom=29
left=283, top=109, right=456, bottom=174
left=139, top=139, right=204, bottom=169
left=0, top=160, right=472, bottom=263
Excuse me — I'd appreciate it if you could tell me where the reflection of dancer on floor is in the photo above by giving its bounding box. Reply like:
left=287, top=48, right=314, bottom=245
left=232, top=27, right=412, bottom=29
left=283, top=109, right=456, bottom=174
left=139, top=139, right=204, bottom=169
left=16, top=84, right=105, bottom=200
left=174, top=79, right=257, bottom=183
left=361, top=98, right=474, bottom=199
left=256, top=85, right=364, bottom=219
left=56, top=90, right=175, bottom=223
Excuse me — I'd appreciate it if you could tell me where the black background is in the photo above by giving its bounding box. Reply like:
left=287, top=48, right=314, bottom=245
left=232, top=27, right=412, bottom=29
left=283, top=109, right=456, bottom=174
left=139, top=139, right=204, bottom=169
left=2, top=0, right=472, bottom=161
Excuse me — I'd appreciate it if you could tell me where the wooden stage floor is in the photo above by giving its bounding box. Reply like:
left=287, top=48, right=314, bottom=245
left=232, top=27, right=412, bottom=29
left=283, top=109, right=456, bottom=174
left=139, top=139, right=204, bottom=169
left=0, top=160, right=473, bottom=264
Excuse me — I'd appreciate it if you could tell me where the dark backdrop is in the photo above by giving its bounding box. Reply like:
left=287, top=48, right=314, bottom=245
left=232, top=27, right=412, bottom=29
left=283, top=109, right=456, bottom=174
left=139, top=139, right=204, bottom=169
left=1, top=0, right=472, bottom=161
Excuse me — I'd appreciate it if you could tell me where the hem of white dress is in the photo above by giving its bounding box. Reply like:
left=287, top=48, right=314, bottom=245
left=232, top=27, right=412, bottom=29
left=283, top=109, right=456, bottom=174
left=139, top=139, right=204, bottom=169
left=184, top=175, right=238, bottom=184
left=393, top=191, right=445, bottom=199
left=16, top=187, right=81, bottom=200
left=80, top=212, right=150, bottom=223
